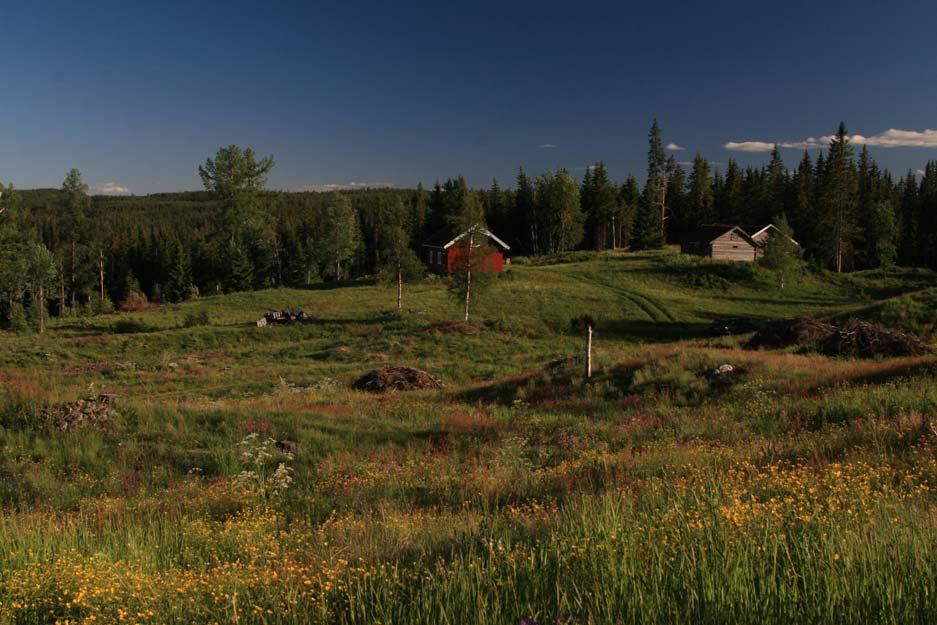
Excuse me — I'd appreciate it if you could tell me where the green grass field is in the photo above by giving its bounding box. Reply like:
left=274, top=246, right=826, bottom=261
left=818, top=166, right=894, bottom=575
left=2, top=248, right=936, bottom=624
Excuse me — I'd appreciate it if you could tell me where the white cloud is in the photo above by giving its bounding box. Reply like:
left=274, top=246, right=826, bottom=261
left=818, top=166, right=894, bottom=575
left=666, top=143, right=686, bottom=151
left=852, top=128, right=937, bottom=148
left=538, top=143, right=558, bottom=149
left=94, top=182, right=130, bottom=195
left=723, top=141, right=776, bottom=153
left=725, top=128, right=937, bottom=153
left=299, top=181, right=395, bottom=192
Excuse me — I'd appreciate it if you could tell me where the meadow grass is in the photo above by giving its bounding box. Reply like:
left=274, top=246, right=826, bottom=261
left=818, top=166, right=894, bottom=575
left=0, top=249, right=935, bottom=624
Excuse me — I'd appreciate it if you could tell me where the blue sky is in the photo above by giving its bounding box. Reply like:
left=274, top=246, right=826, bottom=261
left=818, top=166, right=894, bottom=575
left=1, top=0, right=936, bottom=194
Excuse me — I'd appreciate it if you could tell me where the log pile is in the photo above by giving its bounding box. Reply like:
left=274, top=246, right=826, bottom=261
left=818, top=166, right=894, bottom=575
left=257, top=309, right=311, bottom=327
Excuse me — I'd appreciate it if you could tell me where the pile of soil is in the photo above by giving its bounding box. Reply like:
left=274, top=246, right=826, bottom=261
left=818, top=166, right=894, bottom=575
left=424, top=320, right=479, bottom=335
left=745, top=317, right=837, bottom=349
left=353, top=366, right=444, bottom=393
left=42, top=394, right=119, bottom=431
left=817, top=320, right=932, bottom=359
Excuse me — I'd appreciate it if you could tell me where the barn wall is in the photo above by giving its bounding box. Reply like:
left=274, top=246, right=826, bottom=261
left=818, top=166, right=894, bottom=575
left=445, top=246, right=504, bottom=273
left=710, top=232, right=756, bottom=262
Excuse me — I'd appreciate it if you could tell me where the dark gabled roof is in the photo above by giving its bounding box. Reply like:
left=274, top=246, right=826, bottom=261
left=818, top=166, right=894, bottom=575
left=683, top=224, right=757, bottom=247
left=421, top=224, right=510, bottom=251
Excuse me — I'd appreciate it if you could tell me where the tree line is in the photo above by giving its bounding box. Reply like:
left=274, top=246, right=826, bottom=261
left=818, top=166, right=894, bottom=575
left=1, top=121, right=935, bottom=330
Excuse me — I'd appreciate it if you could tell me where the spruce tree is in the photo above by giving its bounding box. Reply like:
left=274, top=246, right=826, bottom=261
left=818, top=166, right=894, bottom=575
left=617, top=176, right=641, bottom=249
left=166, top=244, right=194, bottom=302
left=766, top=145, right=787, bottom=222
left=664, top=156, right=686, bottom=242
left=919, top=162, right=937, bottom=269
left=686, top=153, right=714, bottom=230
left=819, top=122, right=858, bottom=272
left=790, top=152, right=818, bottom=260
left=223, top=236, right=254, bottom=293
left=515, top=167, right=538, bottom=255
left=897, top=170, right=920, bottom=266
left=632, top=120, right=667, bottom=249
left=583, top=163, right=616, bottom=250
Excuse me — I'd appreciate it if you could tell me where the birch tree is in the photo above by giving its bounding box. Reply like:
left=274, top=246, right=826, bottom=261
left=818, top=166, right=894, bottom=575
left=377, top=199, right=424, bottom=313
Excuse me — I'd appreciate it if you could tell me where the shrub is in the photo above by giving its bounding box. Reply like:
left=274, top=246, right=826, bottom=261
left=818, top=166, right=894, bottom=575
left=111, top=318, right=150, bottom=334
left=182, top=310, right=210, bottom=328
left=568, top=314, right=597, bottom=335
left=119, top=291, right=151, bottom=313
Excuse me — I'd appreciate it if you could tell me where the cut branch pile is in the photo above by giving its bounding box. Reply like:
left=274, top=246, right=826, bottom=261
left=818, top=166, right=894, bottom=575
left=817, top=320, right=932, bottom=359
left=745, top=317, right=837, bottom=350
left=353, top=366, right=444, bottom=393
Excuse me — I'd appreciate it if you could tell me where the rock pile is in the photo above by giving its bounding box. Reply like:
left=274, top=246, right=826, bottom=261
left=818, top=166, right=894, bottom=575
left=43, top=394, right=119, bottom=431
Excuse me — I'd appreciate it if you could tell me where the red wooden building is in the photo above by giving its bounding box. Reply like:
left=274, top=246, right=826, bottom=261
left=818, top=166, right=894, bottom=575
left=421, top=225, right=511, bottom=273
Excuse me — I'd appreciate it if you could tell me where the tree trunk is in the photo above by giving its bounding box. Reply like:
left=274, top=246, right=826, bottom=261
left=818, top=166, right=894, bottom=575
left=396, top=262, right=402, bottom=313
left=70, top=242, right=77, bottom=309
left=38, top=284, right=45, bottom=334
left=584, top=324, right=593, bottom=379
left=60, top=273, right=66, bottom=317
left=463, top=232, right=473, bottom=322
left=99, top=250, right=105, bottom=304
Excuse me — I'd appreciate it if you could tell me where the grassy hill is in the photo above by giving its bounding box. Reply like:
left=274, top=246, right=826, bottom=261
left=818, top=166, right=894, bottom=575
left=1, top=249, right=936, bottom=624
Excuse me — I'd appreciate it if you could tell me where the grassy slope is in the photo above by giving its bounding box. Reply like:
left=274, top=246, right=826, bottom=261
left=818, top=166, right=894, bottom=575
left=1, top=249, right=936, bottom=624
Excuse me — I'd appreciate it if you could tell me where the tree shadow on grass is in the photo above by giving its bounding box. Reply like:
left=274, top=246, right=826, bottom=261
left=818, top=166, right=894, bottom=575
left=595, top=319, right=712, bottom=343
left=300, top=278, right=379, bottom=291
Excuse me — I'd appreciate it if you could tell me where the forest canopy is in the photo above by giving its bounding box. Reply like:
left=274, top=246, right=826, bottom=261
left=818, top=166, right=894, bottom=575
left=1, top=121, right=935, bottom=328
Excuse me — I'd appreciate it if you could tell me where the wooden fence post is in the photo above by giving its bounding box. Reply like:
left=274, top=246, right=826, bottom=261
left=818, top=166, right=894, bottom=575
left=585, top=324, right=593, bottom=379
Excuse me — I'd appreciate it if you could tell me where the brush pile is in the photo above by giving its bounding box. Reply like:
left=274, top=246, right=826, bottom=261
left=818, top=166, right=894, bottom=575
left=746, top=316, right=932, bottom=358
left=745, top=317, right=837, bottom=350
left=353, top=366, right=444, bottom=393
left=817, top=320, right=931, bottom=359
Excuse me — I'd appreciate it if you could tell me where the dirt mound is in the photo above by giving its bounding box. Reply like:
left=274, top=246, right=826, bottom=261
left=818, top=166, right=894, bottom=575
left=42, top=394, right=120, bottom=431
left=353, top=366, right=444, bottom=393
left=63, top=361, right=135, bottom=374
left=817, top=320, right=932, bottom=359
left=745, top=317, right=836, bottom=349
left=424, top=320, right=479, bottom=335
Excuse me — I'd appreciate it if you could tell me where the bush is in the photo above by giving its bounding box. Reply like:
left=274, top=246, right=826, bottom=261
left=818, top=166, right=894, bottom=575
left=119, top=291, right=151, bottom=313
left=510, top=256, right=530, bottom=266
left=112, top=318, right=151, bottom=334
left=568, top=314, right=597, bottom=335
left=6, top=301, right=30, bottom=332
left=183, top=310, right=210, bottom=328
